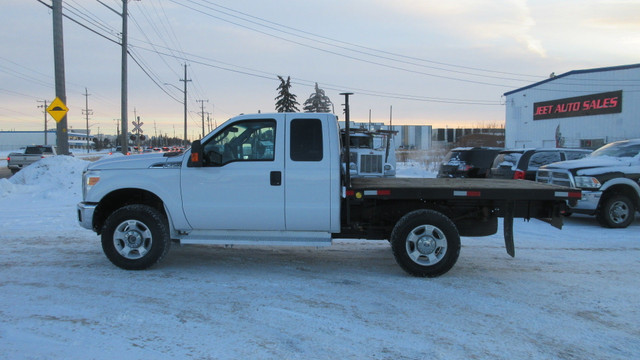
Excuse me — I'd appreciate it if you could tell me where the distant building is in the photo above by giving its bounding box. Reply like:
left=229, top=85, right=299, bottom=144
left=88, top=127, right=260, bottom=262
left=0, top=130, right=98, bottom=152
left=340, top=121, right=432, bottom=150
left=504, top=63, right=640, bottom=149
left=431, top=127, right=505, bottom=148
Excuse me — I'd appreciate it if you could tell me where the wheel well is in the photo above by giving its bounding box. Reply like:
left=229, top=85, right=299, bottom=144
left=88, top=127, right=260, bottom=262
left=93, top=188, right=167, bottom=234
left=600, top=185, right=640, bottom=211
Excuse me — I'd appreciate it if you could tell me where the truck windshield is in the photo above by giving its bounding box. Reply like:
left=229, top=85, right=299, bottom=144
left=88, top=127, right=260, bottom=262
left=591, top=142, right=640, bottom=158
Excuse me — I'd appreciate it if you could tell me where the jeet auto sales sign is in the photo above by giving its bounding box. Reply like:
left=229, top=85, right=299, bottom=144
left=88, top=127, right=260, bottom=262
left=533, top=90, right=622, bottom=120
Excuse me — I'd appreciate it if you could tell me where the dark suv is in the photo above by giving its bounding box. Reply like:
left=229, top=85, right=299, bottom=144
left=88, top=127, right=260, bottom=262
left=490, top=148, right=591, bottom=180
left=437, top=147, right=502, bottom=178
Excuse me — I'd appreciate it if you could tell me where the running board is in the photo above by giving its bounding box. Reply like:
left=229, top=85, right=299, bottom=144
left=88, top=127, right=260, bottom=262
left=177, top=230, right=332, bottom=247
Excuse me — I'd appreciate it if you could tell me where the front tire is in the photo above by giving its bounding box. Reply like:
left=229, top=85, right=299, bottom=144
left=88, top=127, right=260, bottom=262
left=597, top=194, right=635, bottom=228
left=390, top=209, right=461, bottom=277
left=101, top=204, right=171, bottom=270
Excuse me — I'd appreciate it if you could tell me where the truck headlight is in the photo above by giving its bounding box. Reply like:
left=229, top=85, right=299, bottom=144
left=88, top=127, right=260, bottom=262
left=384, top=163, right=395, bottom=176
left=83, top=170, right=100, bottom=199
left=574, top=176, right=601, bottom=189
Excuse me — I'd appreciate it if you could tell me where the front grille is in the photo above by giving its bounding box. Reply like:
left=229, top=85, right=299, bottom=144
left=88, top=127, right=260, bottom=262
left=360, top=154, right=383, bottom=173
left=537, top=169, right=572, bottom=187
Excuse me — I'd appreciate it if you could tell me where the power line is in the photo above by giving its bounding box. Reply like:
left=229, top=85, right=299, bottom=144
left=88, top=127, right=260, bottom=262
left=184, top=0, right=543, bottom=82
left=195, top=0, right=544, bottom=80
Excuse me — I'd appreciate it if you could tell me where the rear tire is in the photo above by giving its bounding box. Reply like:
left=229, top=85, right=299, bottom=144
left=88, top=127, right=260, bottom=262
left=101, top=204, right=171, bottom=270
left=597, top=194, right=635, bottom=228
left=390, top=209, right=461, bottom=277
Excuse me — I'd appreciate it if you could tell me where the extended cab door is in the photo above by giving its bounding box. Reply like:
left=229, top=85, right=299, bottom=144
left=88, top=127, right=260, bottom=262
left=180, top=116, right=285, bottom=230
left=284, top=114, right=338, bottom=232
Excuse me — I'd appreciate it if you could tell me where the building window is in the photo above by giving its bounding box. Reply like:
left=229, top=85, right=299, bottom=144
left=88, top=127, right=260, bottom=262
left=580, top=139, right=605, bottom=149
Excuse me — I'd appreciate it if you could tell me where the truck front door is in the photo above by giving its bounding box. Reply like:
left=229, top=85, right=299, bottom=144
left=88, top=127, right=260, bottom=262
left=180, top=118, right=285, bottom=230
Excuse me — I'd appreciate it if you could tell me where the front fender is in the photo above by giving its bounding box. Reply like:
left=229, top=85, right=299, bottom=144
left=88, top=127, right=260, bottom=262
left=86, top=168, right=189, bottom=232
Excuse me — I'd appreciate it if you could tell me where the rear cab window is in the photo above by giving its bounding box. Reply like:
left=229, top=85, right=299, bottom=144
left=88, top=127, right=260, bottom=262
left=527, top=151, right=562, bottom=170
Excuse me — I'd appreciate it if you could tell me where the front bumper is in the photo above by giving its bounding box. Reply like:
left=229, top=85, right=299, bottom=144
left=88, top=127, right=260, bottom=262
left=77, top=202, right=97, bottom=230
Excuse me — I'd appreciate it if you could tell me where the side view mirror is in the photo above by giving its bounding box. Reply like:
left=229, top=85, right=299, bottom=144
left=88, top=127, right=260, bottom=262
left=187, top=140, right=203, bottom=167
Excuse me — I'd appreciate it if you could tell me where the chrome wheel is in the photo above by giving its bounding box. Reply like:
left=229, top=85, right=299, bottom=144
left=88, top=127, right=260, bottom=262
left=608, top=200, right=630, bottom=225
left=113, top=219, right=153, bottom=260
left=405, top=224, right=448, bottom=266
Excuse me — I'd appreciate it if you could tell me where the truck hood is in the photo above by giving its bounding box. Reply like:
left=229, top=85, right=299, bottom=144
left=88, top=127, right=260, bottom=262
left=87, top=153, right=185, bottom=170
left=542, top=156, right=636, bottom=175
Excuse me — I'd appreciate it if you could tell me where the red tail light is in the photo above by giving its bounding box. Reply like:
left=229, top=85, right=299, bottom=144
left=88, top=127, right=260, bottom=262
left=513, top=170, right=525, bottom=180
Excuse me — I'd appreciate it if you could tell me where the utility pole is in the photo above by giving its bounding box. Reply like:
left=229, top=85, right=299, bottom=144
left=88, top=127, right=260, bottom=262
left=180, top=64, right=191, bottom=146
left=52, top=0, right=69, bottom=154
left=154, top=120, right=158, bottom=147
left=120, top=0, right=130, bottom=155
left=196, top=99, right=208, bottom=138
left=82, top=88, right=93, bottom=153
left=113, top=119, right=120, bottom=147
left=37, top=100, right=49, bottom=145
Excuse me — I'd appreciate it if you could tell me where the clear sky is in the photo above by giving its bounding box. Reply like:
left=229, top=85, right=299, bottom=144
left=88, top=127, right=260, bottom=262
left=1, top=0, right=639, bottom=140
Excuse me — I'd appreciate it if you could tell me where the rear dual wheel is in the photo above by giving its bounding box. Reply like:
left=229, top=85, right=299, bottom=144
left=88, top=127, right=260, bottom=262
left=390, top=209, right=461, bottom=277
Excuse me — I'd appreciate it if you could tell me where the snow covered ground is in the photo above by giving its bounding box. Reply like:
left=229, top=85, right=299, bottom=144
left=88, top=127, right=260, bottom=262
left=0, top=155, right=638, bottom=359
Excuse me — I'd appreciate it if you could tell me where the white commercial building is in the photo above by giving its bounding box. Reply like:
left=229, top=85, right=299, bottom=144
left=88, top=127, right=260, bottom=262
left=504, top=63, right=640, bottom=149
left=0, top=130, right=96, bottom=152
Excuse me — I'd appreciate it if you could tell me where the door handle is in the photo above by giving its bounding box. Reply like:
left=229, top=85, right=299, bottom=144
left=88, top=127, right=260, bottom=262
left=270, top=171, right=282, bottom=186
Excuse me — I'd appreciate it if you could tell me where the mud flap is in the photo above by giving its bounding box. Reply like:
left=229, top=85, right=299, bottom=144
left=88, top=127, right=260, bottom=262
left=504, top=201, right=515, bottom=257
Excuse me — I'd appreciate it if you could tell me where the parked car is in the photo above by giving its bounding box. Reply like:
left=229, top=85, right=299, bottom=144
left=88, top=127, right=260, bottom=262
left=7, top=145, right=57, bottom=174
left=437, top=147, right=502, bottom=178
left=537, top=139, right=640, bottom=228
left=490, top=148, right=592, bottom=180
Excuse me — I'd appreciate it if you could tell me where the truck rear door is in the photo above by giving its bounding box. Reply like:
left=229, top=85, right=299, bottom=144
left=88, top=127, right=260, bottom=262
left=284, top=114, right=337, bottom=231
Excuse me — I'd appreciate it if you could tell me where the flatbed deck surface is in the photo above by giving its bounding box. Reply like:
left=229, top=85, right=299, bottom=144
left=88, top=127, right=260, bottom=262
left=350, top=177, right=577, bottom=201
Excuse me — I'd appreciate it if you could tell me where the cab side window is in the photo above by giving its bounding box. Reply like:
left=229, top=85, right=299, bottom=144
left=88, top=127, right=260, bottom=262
left=290, top=119, right=323, bottom=162
left=203, top=120, right=276, bottom=166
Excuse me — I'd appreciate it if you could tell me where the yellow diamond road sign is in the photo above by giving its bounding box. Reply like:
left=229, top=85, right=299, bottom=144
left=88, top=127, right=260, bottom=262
left=47, top=97, right=69, bottom=123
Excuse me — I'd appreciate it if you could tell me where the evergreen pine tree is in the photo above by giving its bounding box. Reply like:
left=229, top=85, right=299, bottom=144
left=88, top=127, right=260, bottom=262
left=274, top=76, right=300, bottom=112
left=303, top=83, right=333, bottom=113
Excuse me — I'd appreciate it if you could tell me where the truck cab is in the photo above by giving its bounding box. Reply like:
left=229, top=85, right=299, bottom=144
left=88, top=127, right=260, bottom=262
left=182, top=113, right=341, bottom=237
left=342, top=129, right=396, bottom=178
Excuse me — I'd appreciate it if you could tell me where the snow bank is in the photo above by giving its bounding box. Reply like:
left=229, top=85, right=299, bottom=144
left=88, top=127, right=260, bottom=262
left=1, top=155, right=88, bottom=201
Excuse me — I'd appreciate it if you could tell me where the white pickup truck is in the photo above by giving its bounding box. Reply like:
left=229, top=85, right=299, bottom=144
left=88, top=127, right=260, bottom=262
left=77, top=112, right=580, bottom=277
left=7, top=145, right=57, bottom=174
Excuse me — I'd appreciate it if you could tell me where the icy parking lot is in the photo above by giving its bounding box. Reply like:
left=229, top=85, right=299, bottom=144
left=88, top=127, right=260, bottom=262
left=0, top=157, right=638, bottom=359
